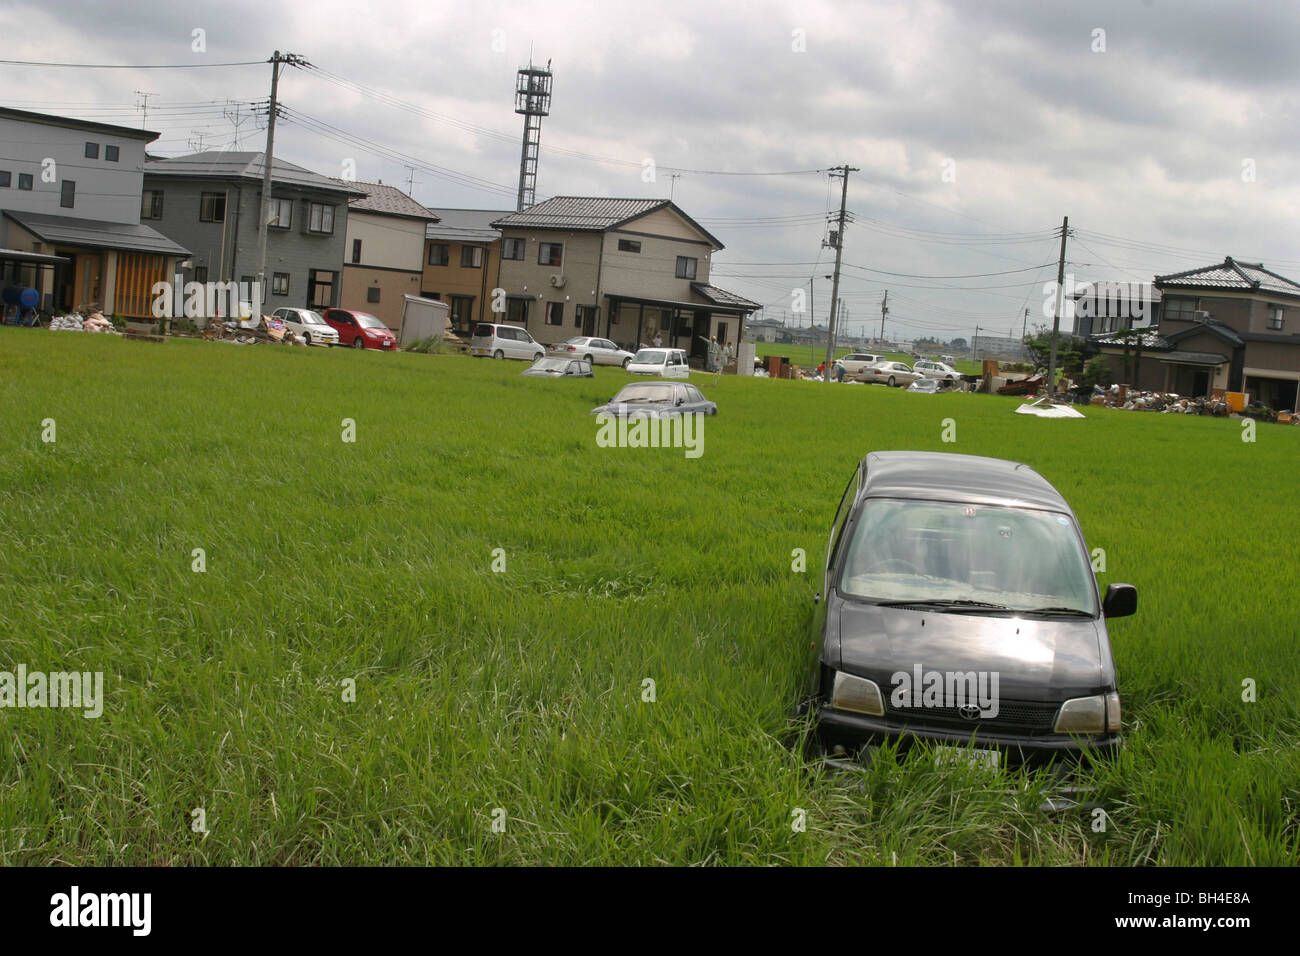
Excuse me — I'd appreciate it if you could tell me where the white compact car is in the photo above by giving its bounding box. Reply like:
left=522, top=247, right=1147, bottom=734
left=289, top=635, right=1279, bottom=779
left=626, top=347, right=690, bottom=378
left=271, top=307, right=339, bottom=346
left=470, top=323, right=545, bottom=361
left=837, top=352, right=886, bottom=377
left=913, top=359, right=960, bottom=381
left=550, top=336, right=634, bottom=368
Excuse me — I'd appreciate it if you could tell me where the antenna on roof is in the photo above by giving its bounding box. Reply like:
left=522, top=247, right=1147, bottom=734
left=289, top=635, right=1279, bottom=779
left=134, top=90, right=156, bottom=129
left=404, top=165, right=421, bottom=197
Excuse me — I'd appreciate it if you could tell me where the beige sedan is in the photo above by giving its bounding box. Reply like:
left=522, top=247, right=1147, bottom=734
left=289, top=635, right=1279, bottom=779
left=857, top=361, right=923, bottom=387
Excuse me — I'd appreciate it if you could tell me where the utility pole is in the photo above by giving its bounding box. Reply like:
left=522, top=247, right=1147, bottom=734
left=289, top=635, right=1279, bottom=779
left=1046, top=216, right=1069, bottom=393
left=134, top=90, right=156, bottom=129
left=823, top=164, right=857, bottom=380
left=255, top=51, right=308, bottom=318
left=1022, top=308, right=1029, bottom=341
left=879, top=289, right=889, bottom=342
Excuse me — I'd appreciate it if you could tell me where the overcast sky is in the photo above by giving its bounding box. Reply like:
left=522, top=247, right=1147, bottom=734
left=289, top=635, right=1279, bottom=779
left=4, top=0, right=1299, bottom=342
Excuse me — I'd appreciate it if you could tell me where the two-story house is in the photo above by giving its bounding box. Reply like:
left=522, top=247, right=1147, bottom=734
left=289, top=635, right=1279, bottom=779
left=1086, top=258, right=1300, bottom=407
left=0, top=106, right=189, bottom=318
left=490, top=197, right=758, bottom=361
left=421, top=208, right=510, bottom=336
left=142, top=152, right=364, bottom=321
left=331, top=180, right=439, bottom=330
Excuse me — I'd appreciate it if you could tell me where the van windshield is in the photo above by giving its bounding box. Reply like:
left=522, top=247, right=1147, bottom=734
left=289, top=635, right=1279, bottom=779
left=632, top=350, right=666, bottom=364
left=837, top=498, right=1097, bottom=615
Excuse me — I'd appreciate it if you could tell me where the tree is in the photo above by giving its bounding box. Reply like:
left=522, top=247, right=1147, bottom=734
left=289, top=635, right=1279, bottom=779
left=949, top=337, right=968, bottom=351
left=1024, top=325, right=1086, bottom=375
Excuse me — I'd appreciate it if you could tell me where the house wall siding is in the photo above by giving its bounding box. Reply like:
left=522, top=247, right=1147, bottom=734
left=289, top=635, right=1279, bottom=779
left=143, top=175, right=350, bottom=319
left=600, top=231, right=712, bottom=300
left=495, top=230, right=601, bottom=346
left=345, top=211, right=426, bottom=272
left=339, top=264, right=423, bottom=329
left=420, top=238, right=500, bottom=328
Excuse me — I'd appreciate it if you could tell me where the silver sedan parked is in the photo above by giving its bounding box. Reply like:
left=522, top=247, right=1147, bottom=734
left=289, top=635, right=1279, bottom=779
left=550, top=336, right=635, bottom=368
left=858, top=361, right=923, bottom=387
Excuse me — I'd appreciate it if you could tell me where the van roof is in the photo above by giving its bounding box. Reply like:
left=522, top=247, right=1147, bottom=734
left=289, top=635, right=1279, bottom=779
left=858, top=451, right=1071, bottom=513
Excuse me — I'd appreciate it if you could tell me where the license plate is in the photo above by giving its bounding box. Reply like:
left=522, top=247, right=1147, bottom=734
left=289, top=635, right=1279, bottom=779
left=934, top=746, right=999, bottom=771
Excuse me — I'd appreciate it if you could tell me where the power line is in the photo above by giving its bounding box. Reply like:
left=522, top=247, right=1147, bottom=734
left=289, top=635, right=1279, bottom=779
left=0, top=58, right=265, bottom=69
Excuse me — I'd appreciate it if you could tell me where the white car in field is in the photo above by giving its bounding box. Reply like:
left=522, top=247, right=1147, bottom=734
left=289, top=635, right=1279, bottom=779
left=837, top=352, right=886, bottom=377
left=550, top=336, right=634, bottom=368
left=626, top=347, right=690, bottom=378
left=913, top=359, right=960, bottom=381
left=271, top=307, right=338, bottom=347
left=858, top=361, right=923, bottom=387
left=470, top=323, right=545, bottom=361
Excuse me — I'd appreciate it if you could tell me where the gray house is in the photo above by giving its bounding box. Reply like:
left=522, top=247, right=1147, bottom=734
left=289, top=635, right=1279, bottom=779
left=0, top=106, right=189, bottom=318
left=143, top=152, right=364, bottom=321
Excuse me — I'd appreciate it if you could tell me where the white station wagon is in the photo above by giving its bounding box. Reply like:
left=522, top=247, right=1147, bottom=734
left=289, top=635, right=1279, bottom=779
left=626, top=347, right=690, bottom=379
left=271, top=307, right=338, bottom=347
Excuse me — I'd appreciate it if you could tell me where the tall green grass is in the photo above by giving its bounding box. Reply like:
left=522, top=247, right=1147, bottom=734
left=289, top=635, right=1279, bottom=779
left=0, top=329, right=1295, bottom=864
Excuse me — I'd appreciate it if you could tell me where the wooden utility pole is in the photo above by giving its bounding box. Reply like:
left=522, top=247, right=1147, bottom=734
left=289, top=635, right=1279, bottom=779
left=823, top=164, right=857, bottom=381
left=879, top=289, right=888, bottom=342
left=1046, top=216, right=1069, bottom=393
left=255, top=51, right=307, bottom=317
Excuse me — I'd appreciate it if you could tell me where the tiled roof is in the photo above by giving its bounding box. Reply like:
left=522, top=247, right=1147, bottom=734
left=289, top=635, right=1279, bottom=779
left=425, top=208, right=511, bottom=242
left=144, top=152, right=366, bottom=197
left=1156, top=257, right=1300, bottom=298
left=4, top=210, right=189, bottom=256
left=493, top=197, right=667, bottom=231
left=1159, top=350, right=1230, bottom=366
left=1089, top=329, right=1170, bottom=349
left=331, top=180, right=438, bottom=220
left=1166, top=320, right=1244, bottom=347
left=691, top=282, right=760, bottom=311
left=492, top=196, right=725, bottom=247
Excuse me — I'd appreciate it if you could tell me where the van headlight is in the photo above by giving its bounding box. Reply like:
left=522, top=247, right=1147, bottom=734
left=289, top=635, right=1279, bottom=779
left=1054, top=692, right=1121, bottom=734
left=831, top=672, right=885, bottom=716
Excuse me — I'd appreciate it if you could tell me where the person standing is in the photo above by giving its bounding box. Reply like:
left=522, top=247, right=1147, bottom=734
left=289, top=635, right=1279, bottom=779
left=653, top=331, right=663, bottom=348
left=724, top=341, right=735, bottom=370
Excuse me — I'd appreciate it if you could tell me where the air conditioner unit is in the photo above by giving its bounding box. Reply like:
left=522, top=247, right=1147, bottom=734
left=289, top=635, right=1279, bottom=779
left=549, top=274, right=567, bottom=288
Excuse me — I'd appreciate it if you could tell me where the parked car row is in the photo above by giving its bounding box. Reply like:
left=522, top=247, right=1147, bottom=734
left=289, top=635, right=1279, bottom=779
left=269, top=307, right=397, bottom=350
left=852, top=358, right=961, bottom=387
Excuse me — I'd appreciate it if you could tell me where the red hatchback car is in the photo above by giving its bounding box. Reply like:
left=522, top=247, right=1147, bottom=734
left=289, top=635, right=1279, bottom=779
left=323, top=309, right=397, bottom=350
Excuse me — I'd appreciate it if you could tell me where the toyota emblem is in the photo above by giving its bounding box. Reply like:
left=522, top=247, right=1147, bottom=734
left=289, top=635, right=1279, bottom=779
left=959, top=704, right=981, bottom=720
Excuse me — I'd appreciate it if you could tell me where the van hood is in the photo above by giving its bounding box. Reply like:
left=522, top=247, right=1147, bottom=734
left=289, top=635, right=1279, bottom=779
left=835, top=599, right=1107, bottom=701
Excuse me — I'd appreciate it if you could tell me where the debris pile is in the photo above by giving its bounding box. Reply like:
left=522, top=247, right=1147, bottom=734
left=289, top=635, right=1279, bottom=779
left=202, top=316, right=306, bottom=346
left=48, top=311, right=118, bottom=333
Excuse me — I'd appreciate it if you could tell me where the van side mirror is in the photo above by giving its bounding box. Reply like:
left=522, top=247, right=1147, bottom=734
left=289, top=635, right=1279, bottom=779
left=1102, top=583, right=1137, bottom=618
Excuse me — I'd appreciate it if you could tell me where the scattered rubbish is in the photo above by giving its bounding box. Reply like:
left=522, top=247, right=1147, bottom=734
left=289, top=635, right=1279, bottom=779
left=997, top=373, right=1045, bottom=396
left=1015, top=398, right=1086, bottom=419
left=48, top=311, right=120, bottom=334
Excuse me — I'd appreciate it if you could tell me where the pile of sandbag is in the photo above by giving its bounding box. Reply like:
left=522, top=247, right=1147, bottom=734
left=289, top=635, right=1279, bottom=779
left=48, top=310, right=118, bottom=333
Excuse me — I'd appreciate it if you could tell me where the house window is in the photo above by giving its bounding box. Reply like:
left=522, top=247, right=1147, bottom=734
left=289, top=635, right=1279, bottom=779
left=1161, top=296, right=1197, bottom=323
left=84, top=142, right=99, bottom=159
left=270, top=198, right=292, bottom=229
left=60, top=180, right=75, bottom=208
left=105, top=145, right=119, bottom=162
left=461, top=245, right=484, bottom=268
left=618, top=239, right=641, bottom=253
left=273, top=272, right=290, bottom=296
left=546, top=301, right=564, bottom=326
left=18, top=173, right=33, bottom=190
left=506, top=298, right=529, bottom=326
left=307, top=202, right=335, bottom=235
left=502, top=237, right=526, bottom=260
left=366, top=287, right=381, bottom=303
left=1268, top=308, right=1285, bottom=330
left=200, top=192, right=227, bottom=222
left=0, top=171, right=10, bottom=188
left=352, top=239, right=362, bottom=264
left=428, top=243, right=449, bottom=266
left=194, top=266, right=209, bottom=284
left=675, top=256, right=697, bottom=279
left=141, top=190, right=163, bottom=219
left=538, top=242, right=563, bottom=266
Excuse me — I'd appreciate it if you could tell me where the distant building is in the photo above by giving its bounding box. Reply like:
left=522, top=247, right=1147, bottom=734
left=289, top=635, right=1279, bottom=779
left=331, top=180, right=439, bottom=330
left=421, top=208, right=510, bottom=335
left=491, top=196, right=758, bottom=363
left=0, top=106, right=189, bottom=318
left=143, top=151, right=364, bottom=321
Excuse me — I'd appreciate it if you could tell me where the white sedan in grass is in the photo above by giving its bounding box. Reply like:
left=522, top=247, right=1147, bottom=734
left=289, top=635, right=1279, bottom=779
left=272, top=307, right=339, bottom=347
left=914, top=359, right=960, bottom=381
left=858, top=361, right=923, bottom=387
left=550, top=336, right=634, bottom=367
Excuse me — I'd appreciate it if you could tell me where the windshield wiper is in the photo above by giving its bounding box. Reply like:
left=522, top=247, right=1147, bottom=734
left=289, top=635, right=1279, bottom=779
left=876, top=598, right=1010, bottom=611
left=1022, top=606, right=1094, bottom=617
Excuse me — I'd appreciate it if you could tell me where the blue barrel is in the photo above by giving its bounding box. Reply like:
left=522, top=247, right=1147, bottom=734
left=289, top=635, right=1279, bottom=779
left=1, top=287, right=39, bottom=308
